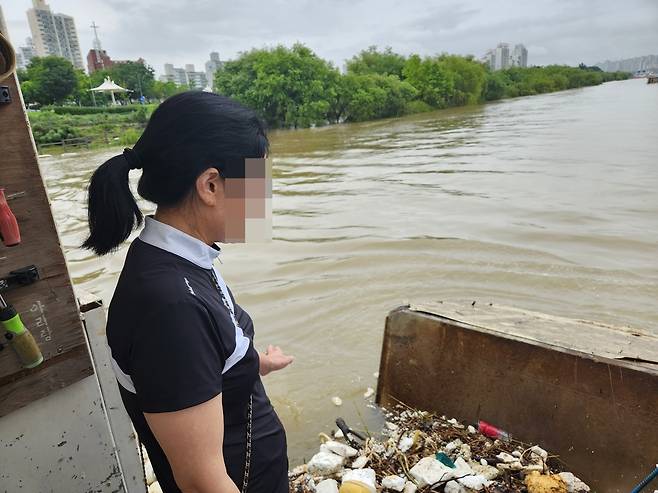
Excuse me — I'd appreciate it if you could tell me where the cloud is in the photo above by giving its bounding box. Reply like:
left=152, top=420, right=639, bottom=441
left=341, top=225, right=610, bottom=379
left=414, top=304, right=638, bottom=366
left=1, top=0, right=656, bottom=74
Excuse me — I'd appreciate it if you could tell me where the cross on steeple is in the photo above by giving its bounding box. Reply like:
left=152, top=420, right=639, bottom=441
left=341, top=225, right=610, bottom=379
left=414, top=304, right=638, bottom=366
left=90, top=21, right=102, bottom=51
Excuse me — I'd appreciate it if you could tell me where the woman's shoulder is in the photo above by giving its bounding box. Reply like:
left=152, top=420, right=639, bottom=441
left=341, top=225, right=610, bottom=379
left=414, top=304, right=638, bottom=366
left=114, top=239, right=204, bottom=307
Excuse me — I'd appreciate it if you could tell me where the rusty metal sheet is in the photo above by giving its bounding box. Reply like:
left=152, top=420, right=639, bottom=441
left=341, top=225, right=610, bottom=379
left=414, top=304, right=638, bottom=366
left=376, top=302, right=658, bottom=492
left=410, top=301, right=658, bottom=369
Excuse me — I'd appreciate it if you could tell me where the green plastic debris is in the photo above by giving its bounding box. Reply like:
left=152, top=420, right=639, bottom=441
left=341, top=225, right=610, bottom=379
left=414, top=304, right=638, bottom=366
left=435, top=452, right=455, bottom=468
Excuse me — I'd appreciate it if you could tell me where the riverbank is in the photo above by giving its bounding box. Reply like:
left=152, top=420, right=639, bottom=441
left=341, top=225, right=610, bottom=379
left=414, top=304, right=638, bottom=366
left=29, top=104, right=157, bottom=154
left=29, top=70, right=628, bottom=154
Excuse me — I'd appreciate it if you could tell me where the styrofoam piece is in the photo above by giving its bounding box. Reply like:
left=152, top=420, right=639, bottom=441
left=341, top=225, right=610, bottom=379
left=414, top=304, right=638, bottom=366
left=381, top=475, right=406, bottom=491
left=308, top=451, right=345, bottom=475
left=316, top=479, right=339, bottom=493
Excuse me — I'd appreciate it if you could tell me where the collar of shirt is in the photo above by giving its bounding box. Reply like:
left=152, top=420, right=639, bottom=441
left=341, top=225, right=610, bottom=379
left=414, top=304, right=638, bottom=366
left=138, top=216, right=221, bottom=269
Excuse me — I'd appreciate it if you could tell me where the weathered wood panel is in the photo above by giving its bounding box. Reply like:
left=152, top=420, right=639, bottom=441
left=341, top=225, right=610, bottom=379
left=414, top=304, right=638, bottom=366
left=0, top=72, right=92, bottom=417
left=376, top=302, right=658, bottom=492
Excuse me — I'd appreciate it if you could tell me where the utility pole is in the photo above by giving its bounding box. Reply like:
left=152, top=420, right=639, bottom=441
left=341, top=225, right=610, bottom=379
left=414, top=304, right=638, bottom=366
left=90, top=80, right=96, bottom=107
left=136, top=73, right=144, bottom=103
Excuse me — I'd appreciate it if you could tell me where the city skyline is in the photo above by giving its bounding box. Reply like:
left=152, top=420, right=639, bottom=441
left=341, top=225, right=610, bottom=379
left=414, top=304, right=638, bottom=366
left=483, top=42, right=528, bottom=71
left=1, top=0, right=656, bottom=77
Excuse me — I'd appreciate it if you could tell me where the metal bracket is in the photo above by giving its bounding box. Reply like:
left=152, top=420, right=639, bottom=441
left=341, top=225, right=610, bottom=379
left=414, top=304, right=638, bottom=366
left=0, top=86, right=10, bottom=104
left=0, top=265, right=40, bottom=292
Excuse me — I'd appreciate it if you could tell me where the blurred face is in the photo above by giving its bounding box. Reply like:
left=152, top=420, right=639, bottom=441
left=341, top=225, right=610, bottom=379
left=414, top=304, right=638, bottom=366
left=204, top=157, right=272, bottom=243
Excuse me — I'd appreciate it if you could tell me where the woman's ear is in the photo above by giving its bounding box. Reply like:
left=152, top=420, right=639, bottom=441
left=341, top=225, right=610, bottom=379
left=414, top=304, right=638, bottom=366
left=195, top=168, right=222, bottom=206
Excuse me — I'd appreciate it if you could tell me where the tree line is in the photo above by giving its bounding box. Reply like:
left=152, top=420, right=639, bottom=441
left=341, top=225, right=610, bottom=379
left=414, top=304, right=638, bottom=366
left=215, top=45, right=629, bottom=128
left=17, top=45, right=629, bottom=128
left=17, top=57, right=187, bottom=106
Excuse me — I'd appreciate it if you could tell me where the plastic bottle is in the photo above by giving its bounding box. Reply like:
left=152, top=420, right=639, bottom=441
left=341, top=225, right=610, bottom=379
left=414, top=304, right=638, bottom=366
left=339, top=481, right=376, bottom=493
left=4, top=330, right=43, bottom=368
left=478, top=420, right=512, bottom=440
left=339, top=469, right=377, bottom=493
left=1, top=295, right=43, bottom=368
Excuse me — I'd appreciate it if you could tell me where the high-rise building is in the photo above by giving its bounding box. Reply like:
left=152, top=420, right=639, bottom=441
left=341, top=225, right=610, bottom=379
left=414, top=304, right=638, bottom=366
left=0, top=4, right=9, bottom=40
left=160, top=63, right=208, bottom=88
left=184, top=64, right=207, bottom=89
left=596, top=55, right=658, bottom=73
left=494, top=43, right=510, bottom=70
left=16, top=37, right=36, bottom=70
left=484, top=42, right=528, bottom=71
left=27, top=0, right=84, bottom=70
left=482, top=49, right=495, bottom=71
left=86, top=21, right=113, bottom=73
left=205, top=52, right=223, bottom=88
left=511, top=44, right=528, bottom=68
left=160, top=63, right=186, bottom=85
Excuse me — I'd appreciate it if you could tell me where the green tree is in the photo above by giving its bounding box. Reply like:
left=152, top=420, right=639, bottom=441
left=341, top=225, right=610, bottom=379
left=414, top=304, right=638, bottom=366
left=438, top=55, right=487, bottom=105
left=23, top=56, right=78, bottom=105
left=16, top=68, right=28, bottom=82
left=402, top=55, right=454, bottom=108
left=215, top=43, right=339, bottom=128
left=346, top=46, right=407, bottom=79
left=482, top=71, right=508, bottom=101
left=107, top=61, right=155, bottom=99
left=151, top=80, right=184, bottom=100
left=344, top=73, right=417, bottom=121
left=73, top=69, right=96, bottom=106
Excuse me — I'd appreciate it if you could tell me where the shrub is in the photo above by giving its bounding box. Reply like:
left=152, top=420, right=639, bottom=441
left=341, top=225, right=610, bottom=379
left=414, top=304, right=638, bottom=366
left=119, top=127, right=142, bottom=146
left=43, top=105, right=139, bottom=115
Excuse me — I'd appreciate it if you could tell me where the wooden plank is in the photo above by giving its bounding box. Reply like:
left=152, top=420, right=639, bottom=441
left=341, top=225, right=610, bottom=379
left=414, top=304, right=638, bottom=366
left=0, top=345, right=93, bottom=416
left=376, top=303, right=658, bottom=492
left=0, top=72, right=93, bottom=417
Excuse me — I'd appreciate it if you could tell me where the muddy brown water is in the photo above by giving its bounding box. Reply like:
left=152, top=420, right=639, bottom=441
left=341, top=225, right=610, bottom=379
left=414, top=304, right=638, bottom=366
left=40, top=78, right=658, bottom=464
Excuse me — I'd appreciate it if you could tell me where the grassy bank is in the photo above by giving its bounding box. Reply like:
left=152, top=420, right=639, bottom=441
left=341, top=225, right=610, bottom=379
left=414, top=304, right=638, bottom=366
left=30, top=104, right=158, bottom=154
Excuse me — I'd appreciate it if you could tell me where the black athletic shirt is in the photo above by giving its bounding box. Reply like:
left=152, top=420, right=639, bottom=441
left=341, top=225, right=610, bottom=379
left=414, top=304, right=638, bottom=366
left=106, top=216, right=280, bottom=490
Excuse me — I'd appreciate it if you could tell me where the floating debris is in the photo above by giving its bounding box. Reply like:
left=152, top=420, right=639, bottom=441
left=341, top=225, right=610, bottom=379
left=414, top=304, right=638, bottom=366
left=332, top=396, right=343, bottom=406
left=289, top=405, right=590, bottom=493
left=364, top=387, right=375, bottom=399
left=342, top=468, right=377, bottom=493
left=524, top=471, right=567, bottom=493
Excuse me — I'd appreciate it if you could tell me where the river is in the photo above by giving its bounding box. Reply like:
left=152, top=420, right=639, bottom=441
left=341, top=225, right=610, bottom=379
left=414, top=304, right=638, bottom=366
left=39, top=78, right=658, bottom=464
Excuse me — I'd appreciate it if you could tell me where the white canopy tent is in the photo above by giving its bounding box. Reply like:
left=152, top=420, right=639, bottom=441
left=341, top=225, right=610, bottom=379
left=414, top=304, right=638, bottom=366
left=90, top=77, right=130, bottom=105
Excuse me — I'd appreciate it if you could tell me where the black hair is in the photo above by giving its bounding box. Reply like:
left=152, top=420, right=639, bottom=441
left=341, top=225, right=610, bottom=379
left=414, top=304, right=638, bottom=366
left=82, top=91, right=269, bottom=255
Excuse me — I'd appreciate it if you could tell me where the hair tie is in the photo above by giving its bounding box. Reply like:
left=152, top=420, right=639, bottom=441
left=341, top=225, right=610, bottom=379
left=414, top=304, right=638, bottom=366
left=123, top=148, right=142, bottom=170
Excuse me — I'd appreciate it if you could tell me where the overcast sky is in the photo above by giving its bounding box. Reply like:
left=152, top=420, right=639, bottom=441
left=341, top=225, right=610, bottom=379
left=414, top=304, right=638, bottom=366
left=2, top=0, right=657, bottom=75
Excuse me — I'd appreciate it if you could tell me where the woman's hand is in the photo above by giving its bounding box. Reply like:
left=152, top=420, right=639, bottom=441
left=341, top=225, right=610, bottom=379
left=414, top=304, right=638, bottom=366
left=259, top=345, right=294, bottom=376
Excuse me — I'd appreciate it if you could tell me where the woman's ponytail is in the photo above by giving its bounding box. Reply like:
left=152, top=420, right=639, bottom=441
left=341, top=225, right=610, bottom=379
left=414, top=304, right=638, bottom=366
left=82, top=151, right=143, bottom=255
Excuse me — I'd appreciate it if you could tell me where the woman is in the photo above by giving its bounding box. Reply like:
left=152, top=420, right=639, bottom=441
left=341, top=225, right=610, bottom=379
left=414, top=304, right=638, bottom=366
left=83, top=91, right=293, bottom=493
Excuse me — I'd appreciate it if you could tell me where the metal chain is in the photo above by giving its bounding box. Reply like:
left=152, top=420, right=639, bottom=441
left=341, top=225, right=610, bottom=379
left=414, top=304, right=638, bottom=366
left=209, top=268, right=253, bottom=493
left=242, top=394, right=253, bottom=493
